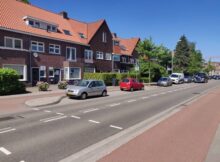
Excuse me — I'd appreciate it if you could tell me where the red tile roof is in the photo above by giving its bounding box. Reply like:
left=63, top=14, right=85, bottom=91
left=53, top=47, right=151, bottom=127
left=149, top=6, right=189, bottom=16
left=0, top=0, right=105, bottom=45
left=113, top=36, right=140, bottom=56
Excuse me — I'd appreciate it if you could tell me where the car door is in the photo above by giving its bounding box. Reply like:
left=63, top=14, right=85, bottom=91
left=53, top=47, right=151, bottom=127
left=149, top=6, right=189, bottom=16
left=87, top=81, right=97, bottom=96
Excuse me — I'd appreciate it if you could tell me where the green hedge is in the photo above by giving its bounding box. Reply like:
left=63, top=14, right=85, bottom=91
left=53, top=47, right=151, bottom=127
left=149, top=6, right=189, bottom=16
left=83, top=73, right=141, bottom=86
left=0, top=68, right=26, bottom=95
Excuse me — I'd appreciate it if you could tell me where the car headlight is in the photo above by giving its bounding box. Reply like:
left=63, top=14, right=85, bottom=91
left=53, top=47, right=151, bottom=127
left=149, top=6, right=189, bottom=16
left=73, top=90, right=79, bottom=93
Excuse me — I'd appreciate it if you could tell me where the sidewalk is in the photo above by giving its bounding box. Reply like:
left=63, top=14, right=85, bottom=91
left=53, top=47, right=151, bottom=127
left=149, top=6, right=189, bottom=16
left=98, top=88, right=220, bottom=162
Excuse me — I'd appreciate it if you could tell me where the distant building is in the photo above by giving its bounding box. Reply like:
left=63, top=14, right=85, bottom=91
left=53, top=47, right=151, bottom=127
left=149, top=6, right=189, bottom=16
left=210, top=62, right=220, bottom=75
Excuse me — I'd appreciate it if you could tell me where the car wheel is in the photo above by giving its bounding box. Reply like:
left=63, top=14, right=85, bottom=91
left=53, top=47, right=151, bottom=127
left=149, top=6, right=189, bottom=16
left=130, top=87, right=134, bottom=92
left=80, top=93, right=87, bottom=100
left=120, top=88, right=124, bottom=91
left=102, top=90, right=107, bottom=97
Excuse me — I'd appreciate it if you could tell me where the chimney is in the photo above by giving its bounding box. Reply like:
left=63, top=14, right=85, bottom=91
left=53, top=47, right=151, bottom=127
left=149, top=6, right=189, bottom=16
left=59, top=11, right=68, bottom=19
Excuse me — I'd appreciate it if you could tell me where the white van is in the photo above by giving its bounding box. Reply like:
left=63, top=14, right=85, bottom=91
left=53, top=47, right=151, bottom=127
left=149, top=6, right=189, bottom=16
left=169, top=73, right=184, bottom=84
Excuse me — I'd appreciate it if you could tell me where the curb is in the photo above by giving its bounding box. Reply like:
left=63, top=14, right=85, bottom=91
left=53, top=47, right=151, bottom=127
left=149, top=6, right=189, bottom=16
left=25, top=95, right=67, bottom=108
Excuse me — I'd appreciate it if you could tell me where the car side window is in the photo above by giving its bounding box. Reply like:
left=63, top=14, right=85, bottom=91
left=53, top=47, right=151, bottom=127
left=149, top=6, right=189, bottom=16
left=89, top=81, right=96, bottom=88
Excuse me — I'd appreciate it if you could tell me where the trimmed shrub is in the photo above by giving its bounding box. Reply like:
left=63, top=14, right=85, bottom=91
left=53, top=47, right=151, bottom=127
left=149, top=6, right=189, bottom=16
left=140, top=77, right=150, bottom=83
left=37, top=81, right=49, bottom=91
left=0, top=68, right=26, bottom=95
left=58, top=81, right=68, bottom=89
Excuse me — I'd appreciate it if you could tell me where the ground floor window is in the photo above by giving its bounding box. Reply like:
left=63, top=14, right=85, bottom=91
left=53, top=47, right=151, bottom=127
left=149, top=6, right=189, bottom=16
left=48, top=67, right=54, bottom=77
left=84, top=67, right=95, bottom=73
left=3, top=64, right=27, bottom=81
left=39, top=66, right=46, bottom=78
left=64, top=67, right=81, bottom=80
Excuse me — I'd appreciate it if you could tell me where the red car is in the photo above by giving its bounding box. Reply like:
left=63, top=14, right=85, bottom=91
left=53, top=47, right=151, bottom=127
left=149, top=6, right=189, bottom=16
left=120, top=78, right=144, bottom=91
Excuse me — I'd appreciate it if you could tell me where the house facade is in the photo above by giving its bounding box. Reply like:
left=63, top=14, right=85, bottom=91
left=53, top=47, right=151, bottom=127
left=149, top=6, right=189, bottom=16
left=0, top=0, right=139, bottom=85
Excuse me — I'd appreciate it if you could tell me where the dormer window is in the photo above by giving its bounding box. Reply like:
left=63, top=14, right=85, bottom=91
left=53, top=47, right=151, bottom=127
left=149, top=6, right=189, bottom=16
left=63, top=30, right=71, bottom=36
left=79, top=33, right=86, bottom=39
left=114, top=40, right=120, bottom=46
left=23, top=16, right=58, bottom=33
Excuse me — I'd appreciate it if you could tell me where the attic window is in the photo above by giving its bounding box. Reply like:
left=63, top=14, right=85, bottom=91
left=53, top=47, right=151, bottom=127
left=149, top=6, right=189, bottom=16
left=79, top=33, right=86, bottom=39
left=114, top=40, right=120, bottom=46
left=120, top=45, right=127, bottom=51
left=63, top=30, right=71, bottom=36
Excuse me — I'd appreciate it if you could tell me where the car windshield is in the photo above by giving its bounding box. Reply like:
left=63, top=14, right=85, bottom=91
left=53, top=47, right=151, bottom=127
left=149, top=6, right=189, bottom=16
left=170, top=74, right=178, bottom=78
left=122, top=79, right=130, bottom=83
left=159, top=78, right=168, bottom=81
left=196, top=73, right=206, bottom=77
left=76, top=80, right=90, bottom=87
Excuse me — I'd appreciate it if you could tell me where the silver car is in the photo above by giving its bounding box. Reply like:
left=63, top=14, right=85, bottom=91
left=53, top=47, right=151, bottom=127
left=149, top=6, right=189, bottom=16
left=66, top=80, right=107, bottom=99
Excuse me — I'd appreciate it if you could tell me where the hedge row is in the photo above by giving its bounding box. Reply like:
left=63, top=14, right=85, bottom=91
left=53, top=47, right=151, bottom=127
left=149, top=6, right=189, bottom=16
left=0, top=68, right=26, bottom=95
left=83, top=73, right=141, bottom=86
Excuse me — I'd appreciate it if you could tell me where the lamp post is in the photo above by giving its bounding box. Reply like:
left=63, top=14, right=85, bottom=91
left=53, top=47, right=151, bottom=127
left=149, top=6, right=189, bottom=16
left=171, top=51, right=175, bottom=74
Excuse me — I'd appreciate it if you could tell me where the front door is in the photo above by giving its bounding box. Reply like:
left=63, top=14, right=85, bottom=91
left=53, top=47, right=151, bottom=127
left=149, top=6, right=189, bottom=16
left=32, top=68, right=39, bottom=86
left=54, top=69, right=60, bottom=84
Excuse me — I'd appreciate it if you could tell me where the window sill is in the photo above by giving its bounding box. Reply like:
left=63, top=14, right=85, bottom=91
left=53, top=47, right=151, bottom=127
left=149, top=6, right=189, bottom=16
left=0, top=46, right=29, bottom=52
left=85, top=60, right=94, bottom=63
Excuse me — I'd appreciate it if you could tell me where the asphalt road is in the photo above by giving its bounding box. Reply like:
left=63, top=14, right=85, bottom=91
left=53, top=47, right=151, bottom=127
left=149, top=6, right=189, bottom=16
left=0, top=80, right=219, bottom=162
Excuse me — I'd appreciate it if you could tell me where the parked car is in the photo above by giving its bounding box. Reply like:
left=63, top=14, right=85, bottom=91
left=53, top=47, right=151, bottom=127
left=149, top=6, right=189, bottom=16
left=184, top=76, right=193, bottom=83
left=157, top=77, right=173, bottom=87
left=66, top=80, right=107, bottom=99
left=169, top=73, right=184, bottom=84
left=194, top=73, right=209, bottom=83
left=120, top=78, right=144, bottom=91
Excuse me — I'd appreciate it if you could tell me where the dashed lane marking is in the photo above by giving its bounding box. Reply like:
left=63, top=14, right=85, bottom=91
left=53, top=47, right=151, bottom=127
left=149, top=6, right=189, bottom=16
left=56, top=113, right=64, bottom=115
left=0, top=127, right=16, bottom=134
left=109, top=103, right=121, bottom=107
left=88, top=120, right=100, bottom=124
left=0, top=147, right=11, bottom=155
left=127, top=100, right=137, bottom=103
left=83, top=108, right=99, bottom=113
left=32, top=108, right=39, bottom=111
left=71, top=115, right=81, bottom=119
left=142, top=96, right=149, bottom=99
left=110, top=125, right=123, bottom=130
left=43, top=116, right=67, bottom=123
left=44, top=110, right=51, bottom=113
left=40, top=115, right=64, bottom=122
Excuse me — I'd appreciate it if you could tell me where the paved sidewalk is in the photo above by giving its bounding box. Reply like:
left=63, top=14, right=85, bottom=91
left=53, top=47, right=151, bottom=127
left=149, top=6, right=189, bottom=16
left=98, top=88, right=220, bottom=162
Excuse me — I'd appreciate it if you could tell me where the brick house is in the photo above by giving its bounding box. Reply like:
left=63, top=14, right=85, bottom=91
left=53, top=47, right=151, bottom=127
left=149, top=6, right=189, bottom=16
left=0, top=0, right=113, bottom=85
left=112, top=33, right=140, bottom=73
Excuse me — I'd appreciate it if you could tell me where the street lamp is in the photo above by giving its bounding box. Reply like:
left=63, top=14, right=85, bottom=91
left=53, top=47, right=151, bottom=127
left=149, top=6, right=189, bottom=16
left=171, top=51, right=175, bottom=74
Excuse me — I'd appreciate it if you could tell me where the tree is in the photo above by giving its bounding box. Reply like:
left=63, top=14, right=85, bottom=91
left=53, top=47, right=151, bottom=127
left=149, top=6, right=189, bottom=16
left=187, top=42, right=204, bottom=75
left=21, top=0, right=30, bottom=4
left=174, top=35, right=190, bottom=72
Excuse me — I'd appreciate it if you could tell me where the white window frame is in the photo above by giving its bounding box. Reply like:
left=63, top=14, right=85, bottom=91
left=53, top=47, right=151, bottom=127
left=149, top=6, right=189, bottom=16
left=96, top=51, right=104, bottom=60
left=122, top=57, right=127, bottom=63
left=64, top=67, right=81, bottom=80
left=3, top=64, right=27, bottom=81
left=39, top=66, right=46, bottom=78
left=49, top=44, right=61, bottom=55
left=66, top=47, right=77, bottom=62
left=31, top=41, right=45, bottom=53
left=4, top=37, right=23, bottom=49
left=84, top=50, right=93, bottom=63
left=130, top=58, right=135, bottom=64
left=102, top=32, right=107, bottom=43
left=105, top=53, right=112, bottom=60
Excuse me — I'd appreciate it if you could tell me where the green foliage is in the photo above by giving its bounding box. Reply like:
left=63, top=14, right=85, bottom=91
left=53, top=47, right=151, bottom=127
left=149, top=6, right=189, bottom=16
left=0, top=68, right=26, bottom=95
left=21, top=0, right=30, bottom=4
left=83, top=73, right=140, bottom=86
left=58, top=81, right=68, bottom=89
left=174, top=35, right=191, bottom=72
left=37, top=82, right=49, bottom=91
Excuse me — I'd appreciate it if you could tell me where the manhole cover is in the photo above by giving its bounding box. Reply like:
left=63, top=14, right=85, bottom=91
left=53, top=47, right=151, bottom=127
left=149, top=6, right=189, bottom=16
left=0, top=116, right=15, bottom=122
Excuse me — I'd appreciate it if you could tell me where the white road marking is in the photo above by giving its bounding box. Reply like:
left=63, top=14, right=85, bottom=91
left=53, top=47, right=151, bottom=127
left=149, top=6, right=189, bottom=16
left=83, top=108, right=99, bottom=113
left=110, top=125, right=123, bottom=130
left=0, top=127, right=16, bottom=134
left=142, top=96, right=149, bottom=99
left=160, top=92, right=166, bottom=95
left=43, top=116, right=67, bottom=123
left=56, top=113, right=64, bottom=115
left=88, top=120, right=100, bottom=124
left=44, top=110, right=51, bottom=113
left=0, top=147, right=11, bottom=155
left=32, top=108, right=39, bottom=111
left=71, top=115, right=81, bottom=119
left=151, top=94, right=158, bottom=97
left=40, top=115, right=64, bottom=122
left=109, top=103, right=121, bottom=107
left=127, top=100, right=137, bottom=103
left=20, top=161, right=25, bottom=162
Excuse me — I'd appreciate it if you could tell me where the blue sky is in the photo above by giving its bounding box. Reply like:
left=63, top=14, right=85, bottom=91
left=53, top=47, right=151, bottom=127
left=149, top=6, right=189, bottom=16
left=31, top=0, right=220, bottom=61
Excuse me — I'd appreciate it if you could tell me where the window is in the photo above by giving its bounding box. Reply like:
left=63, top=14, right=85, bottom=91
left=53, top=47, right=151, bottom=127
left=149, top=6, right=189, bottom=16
left=29, top=20, right=34, bottom=26
left=39, top=66, right=46, bottom=78
left=64, top=67, right=81, bottom=80
left=79, top=33, right=86, bottom=39
left=35, top=21, right=40, bottom=28
left=84, top=50, right=93, bottom=62
left=31, top=41, right=44, bottom=52
left=63, top=30, right=71, bottom=36
left=4, top=37, right=22, bottom=49
left=122, top=57, right=127, bottom=63
left=3, top=64, right=27, bottom=81
left=113, top=40, right=120, bottom=46
left=49, top=67, right=54, bottom=77
left=49, top=44, right=60, bottom=55
left=96, top=51, right=104, bottom=60
left=130, top=58, right=135, bottom=64
left=113, top=55, right=120, bottom=62
left=66, top=47, right=76, bottom=61
left=105, top=53, right=112, bottom=60
left=102, top=32, right=107, bottom=43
